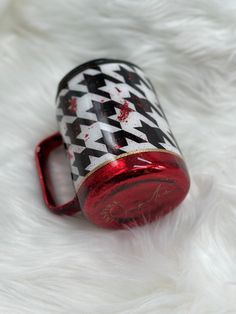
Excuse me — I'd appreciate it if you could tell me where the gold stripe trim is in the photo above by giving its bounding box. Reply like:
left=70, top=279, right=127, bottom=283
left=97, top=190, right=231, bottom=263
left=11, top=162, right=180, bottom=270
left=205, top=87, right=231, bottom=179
left=76, top=149, right=183, bottom=192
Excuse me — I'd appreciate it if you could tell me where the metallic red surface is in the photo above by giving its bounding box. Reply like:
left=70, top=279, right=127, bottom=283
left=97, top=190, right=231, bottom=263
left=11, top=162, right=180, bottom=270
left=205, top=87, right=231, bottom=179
left=35, top=133, right=190, bottom=229
left=78, top=151, right=190, bottom=229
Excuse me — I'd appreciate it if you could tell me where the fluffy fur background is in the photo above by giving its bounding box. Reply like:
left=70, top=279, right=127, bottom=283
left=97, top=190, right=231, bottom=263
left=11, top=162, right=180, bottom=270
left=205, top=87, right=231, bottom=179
left=0, top=0, right=236, bottom=313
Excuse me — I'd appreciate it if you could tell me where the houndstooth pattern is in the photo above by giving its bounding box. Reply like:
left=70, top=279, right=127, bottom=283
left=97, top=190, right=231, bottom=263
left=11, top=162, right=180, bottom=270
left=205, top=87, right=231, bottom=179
left=56, top=60, right=181, bottom=190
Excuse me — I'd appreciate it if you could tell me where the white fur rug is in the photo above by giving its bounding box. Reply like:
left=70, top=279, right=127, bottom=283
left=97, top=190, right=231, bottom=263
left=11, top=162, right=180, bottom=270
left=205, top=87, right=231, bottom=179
left=1, top=0, right=236, bottom=313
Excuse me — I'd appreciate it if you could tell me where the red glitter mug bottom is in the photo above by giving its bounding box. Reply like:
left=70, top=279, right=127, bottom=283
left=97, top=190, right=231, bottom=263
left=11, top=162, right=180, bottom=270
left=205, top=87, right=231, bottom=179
left=78, top=150, right=190, bottom=228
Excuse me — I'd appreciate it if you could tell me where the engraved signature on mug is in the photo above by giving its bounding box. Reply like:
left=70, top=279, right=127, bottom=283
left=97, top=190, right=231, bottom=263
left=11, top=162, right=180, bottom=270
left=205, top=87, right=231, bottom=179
left=101, top=182, right=175, bottom=223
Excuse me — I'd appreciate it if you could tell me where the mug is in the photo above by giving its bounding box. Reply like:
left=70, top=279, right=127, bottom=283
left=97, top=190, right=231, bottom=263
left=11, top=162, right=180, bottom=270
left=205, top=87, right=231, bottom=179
left=35, top=58, right=190, bottom=229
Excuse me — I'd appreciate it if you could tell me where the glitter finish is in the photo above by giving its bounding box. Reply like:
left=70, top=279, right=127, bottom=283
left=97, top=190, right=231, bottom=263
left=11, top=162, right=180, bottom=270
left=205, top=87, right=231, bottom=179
left=78, top=150, right=190, bottom=228
left=35, top=58, right=190, bottom=229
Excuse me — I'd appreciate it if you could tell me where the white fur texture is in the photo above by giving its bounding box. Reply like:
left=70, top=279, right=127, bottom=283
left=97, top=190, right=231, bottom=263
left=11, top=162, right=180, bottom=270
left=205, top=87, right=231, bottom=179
left=0, top=1, right=236, bottom=313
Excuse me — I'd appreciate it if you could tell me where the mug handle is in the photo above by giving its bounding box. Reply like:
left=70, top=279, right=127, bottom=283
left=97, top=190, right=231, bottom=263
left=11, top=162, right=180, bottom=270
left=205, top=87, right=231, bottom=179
left=35, top=132, right=80, bottom=215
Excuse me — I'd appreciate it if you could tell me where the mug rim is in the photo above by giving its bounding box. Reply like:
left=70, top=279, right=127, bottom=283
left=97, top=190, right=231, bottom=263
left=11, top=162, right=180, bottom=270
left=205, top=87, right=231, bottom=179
left=57, top=58, right=142, bottom=96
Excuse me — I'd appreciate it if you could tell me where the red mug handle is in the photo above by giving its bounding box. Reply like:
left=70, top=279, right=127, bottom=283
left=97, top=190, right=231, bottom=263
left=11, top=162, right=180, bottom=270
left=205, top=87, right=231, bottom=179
left=35, top=132, right=80, bottom=215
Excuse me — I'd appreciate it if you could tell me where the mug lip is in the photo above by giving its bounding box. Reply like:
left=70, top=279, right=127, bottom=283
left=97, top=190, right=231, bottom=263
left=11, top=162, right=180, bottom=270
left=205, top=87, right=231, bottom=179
left=57, top=58, right=141, bottom=96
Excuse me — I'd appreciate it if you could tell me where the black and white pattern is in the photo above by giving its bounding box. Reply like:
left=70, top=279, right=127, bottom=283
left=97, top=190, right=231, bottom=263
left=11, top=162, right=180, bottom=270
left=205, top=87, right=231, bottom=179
left=56, top=59, right=181, bottom=190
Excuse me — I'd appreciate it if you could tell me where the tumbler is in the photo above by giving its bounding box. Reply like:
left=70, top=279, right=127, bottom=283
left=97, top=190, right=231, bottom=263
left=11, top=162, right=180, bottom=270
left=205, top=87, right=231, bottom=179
left=35, top=58, right=190, bottom=229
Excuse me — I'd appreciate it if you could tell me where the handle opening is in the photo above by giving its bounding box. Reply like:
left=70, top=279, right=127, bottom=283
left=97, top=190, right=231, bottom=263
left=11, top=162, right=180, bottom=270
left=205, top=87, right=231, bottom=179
left=35, top=132, right=80, bottom=215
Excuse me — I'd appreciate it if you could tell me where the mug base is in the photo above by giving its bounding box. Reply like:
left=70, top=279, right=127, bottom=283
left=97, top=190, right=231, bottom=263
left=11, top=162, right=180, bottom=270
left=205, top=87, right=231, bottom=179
left=77, top=151, right=190, bottom=229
